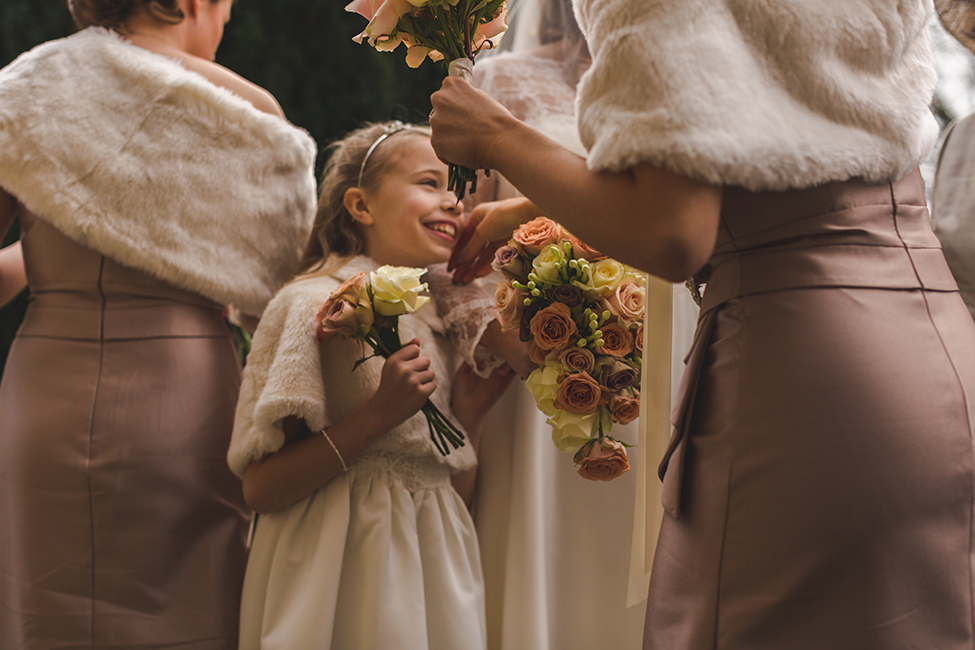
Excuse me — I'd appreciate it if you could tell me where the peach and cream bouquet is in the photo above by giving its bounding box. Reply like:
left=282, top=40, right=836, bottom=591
left=345, top=0, right=508, bottom=199
left=316, top=265, right=465, bottom=455
left=495, top=217, right=644, bottom=481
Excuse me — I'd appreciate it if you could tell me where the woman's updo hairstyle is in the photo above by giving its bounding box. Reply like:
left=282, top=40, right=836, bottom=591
left=295, top=121, right=431, bottom=276
left=68, top=0, right=185, bottom=29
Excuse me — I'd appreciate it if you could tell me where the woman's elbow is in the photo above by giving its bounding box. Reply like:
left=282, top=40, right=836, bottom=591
left=241, top=465, right=277, bottom=514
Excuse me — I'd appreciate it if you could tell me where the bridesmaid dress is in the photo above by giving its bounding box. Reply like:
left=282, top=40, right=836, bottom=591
left=0, top=213, right=249, bottom=649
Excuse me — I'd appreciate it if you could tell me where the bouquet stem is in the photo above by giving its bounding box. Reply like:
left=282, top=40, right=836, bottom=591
left=446, top=58, right=480, bottom=201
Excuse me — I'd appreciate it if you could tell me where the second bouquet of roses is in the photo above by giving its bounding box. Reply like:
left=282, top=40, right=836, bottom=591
left=316, top=265, right=465, bottom=455
left=345, top=0, right=508, bottom=199
left=494, top=217, right=645, bottom=481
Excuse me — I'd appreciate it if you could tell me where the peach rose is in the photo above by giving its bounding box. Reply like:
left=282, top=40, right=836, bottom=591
left=574, top=437, right=631, bottom=481
left=494, top=280, right=526, bottom=333
left=530, top=302, right=578, bottom=351
left=559, top=347, right=595, bottom=374
left=594, top=322, right=634, bottom=358
left=609, top=394, right=641, bottom=425
left=555, top=371, right=602, bottom=415
left=634, top=323, right=644, bottom=354
left=512, top=217, right=563, bottom=256
left=604, top=281, right=645, bottom=326
left=317, top=272, right=374, bottom=343
left=568, top=233, right=605, bottom=261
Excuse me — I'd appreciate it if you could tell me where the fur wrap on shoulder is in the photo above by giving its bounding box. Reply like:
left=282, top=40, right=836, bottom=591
left=0, top=28, right=317, bottom=315
left=573, top=0, right=940, bottom=191
left=228, top=257, right=476, bottom=478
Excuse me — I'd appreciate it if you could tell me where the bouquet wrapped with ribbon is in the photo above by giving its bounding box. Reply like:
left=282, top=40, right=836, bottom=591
left=346, top=0, right=508, bottom=199
left=316, top=265, right=465, bottom=455
left=494, top=217, right=645, bottom=481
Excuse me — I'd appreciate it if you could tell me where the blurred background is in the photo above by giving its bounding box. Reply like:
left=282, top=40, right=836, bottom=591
left=2, top=3, right=975, bottom=373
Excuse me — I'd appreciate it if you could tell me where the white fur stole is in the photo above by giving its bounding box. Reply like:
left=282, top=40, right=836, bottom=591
left=573, top=0, right=940, bottom=191
left=0, top=28, right=317, bottom=315
left=228, top=257, right=476, bottom=478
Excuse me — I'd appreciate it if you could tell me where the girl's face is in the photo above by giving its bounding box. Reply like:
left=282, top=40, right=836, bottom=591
left=188, top=0, right=233, bottom=60
left=357, top=136, right=463, bottom=268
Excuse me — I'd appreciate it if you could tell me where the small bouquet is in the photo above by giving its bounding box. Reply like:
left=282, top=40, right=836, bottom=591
left=316, top=265, right=465, bottom=455
left=494, top=217, right=645, bottom=481
left=345, top=0, right=508, bottom=199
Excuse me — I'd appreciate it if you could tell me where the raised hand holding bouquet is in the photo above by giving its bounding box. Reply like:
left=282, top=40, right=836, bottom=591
left=345, top=0, right=508, bottom=199
left=497, top=217, right=645, bottom=481
left=316, top=265, right=465, bottom=455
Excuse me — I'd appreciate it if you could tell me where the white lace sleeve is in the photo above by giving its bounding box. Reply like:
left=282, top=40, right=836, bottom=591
left=426, top=264, right=505, bottom=378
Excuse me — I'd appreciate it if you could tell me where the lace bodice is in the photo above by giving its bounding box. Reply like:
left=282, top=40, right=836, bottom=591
left=426, top=264, right=504, bottom=378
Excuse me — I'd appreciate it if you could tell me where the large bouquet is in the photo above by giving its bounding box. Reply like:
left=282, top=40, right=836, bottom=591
left=494, top=218, right=645, bottom=481
left=316, top=265, right=465, bottom=455
left=346, top=0, right=508, bottom=199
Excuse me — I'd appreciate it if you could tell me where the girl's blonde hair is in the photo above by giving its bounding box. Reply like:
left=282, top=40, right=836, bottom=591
left=295, top=121, right=432, bottom=276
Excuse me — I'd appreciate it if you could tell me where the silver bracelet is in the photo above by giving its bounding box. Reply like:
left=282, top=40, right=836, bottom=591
left=321, top=428, right=348, bottom=472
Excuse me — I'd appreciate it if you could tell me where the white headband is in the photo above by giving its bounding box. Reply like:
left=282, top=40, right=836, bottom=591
left=357, top=121, right=417, bottom=187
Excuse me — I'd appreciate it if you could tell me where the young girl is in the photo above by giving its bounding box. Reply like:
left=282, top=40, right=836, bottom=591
left=228, top=121, right=511, bottom=649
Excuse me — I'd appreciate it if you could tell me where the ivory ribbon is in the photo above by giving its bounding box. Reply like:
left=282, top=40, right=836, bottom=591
left=448, top=58, right=474, bottom=82
left=626, top=276, right=672, bottom=607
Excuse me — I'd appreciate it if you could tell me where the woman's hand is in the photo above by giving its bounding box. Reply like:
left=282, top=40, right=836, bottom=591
left=370, top=339, right=437, bottom=431
left=450, top=197, right=543, bottom=283
left=479, top=320, right=535, bottom=380
left=450, top=362, right=515, bottom=442
left=430, top=77, right=517, bottom=170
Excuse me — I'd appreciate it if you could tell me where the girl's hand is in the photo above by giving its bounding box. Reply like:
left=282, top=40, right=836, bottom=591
left=449, top=197, right=543, bottom=283
left=370, top=339, right=436, bottom=430
left=430, top=77, right=515, bottom=170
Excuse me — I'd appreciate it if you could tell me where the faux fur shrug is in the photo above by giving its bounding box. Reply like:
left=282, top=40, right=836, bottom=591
left=228, top=257, right=476, bottom=478
left=0, top=28, right=317, bottom=315
left=573, top=0, right=940, bottom=191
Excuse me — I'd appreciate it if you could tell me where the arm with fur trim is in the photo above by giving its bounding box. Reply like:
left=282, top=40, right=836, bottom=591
left=0, top=189, right=26, bottom=307
left=430, top=81, right=722, bottom=282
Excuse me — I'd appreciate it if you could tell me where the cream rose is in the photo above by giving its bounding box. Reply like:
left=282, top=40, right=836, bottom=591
left=531, top=245, right=564, bottom=284
left=547, top=410, right=598, bottom=453
left=370, top=265, right=430, bottom=316
left=574, top=258, right=626, bottom=298
left=526, top=363, right=561, bottom=417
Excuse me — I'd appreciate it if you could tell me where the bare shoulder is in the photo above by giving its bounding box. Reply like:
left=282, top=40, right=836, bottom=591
left=180, top=56, right=285, bottom=119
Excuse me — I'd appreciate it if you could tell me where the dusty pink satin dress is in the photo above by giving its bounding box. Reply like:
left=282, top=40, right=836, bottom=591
left=0, top=214, right=250, bottom=648
left=646, top=170, right=975, bottom=649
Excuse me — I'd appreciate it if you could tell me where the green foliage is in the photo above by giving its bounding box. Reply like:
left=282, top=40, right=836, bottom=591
left=0, top=0, right=445, bottom=373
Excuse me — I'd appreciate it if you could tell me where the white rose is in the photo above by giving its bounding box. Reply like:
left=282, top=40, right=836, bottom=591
left=574, top=258, right=626, bottom=298
left=547, top=410, right=598, bottom=452
left=370, top=265, right=431, bottom=316
left=526, top=363, right=561, bottom=417
left=531, top=245, right=564, bottom=285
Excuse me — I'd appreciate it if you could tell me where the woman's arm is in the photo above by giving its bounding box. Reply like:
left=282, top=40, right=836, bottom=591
left=0, top=188, right=26, bottom=307
left=430, top=79, right=722, bottom=282
left=242, top=340, right=435, bottom=514
left=449, top=362, right=516, bottom=508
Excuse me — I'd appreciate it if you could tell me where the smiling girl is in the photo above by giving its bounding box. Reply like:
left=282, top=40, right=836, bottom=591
left=228, top=122, right=511, bottom=649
